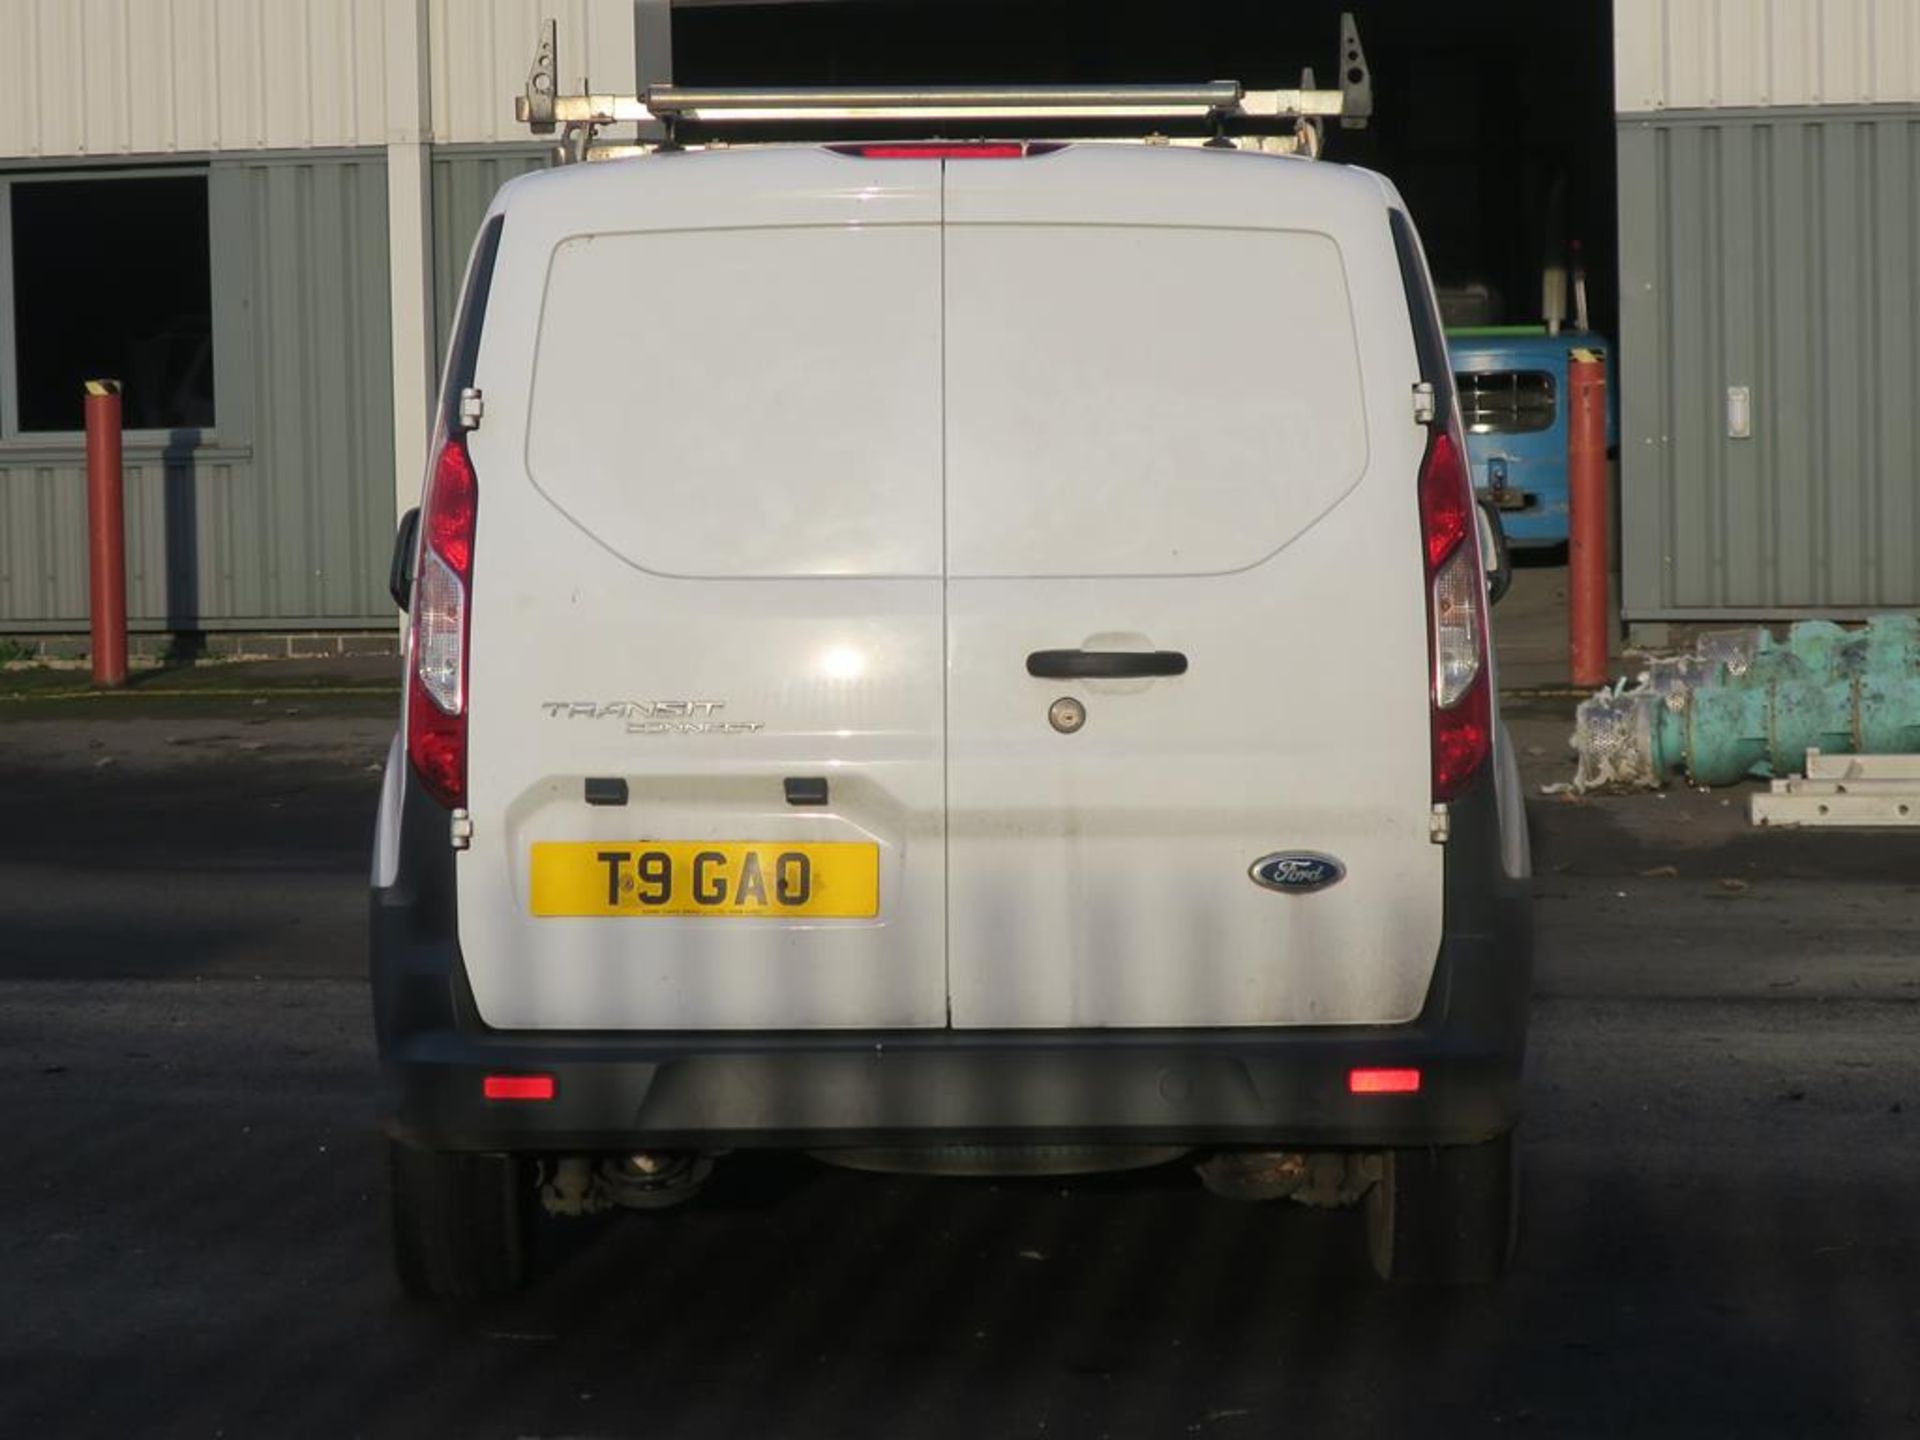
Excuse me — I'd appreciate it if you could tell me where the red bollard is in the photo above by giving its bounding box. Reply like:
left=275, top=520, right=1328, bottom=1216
left=1567, top=350, right=1610, bottom=688
left=84, top=379, right=129, bottom=688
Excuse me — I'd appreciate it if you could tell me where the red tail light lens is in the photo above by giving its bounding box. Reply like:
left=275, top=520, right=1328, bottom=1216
left=423, top=437, right=478, bottom=574
left=1430, top=645, right=1492, bottom=798
left=1418, top=427, right=1473, bottom=571
left=1419, top=422, right=1491, bottom=801
left=406, top=437, right=476, bottom=808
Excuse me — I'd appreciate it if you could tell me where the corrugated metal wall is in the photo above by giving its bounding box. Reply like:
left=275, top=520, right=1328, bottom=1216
left=0, top=0, right=635, bottom=157
left=1618, top=110, right=1920, bottom=618
left=1616, top=0, right=1920, bottom=112
left=0, top=0, right=390, bottom=157
left=0, top=2, right=635, bottom=633
left=429, top=148, right=550, bottom=362
left=238, top=156, right=396, bottom=626
left=0, top=155, right=394, bottom=629
left=429, top=0, right=637, bottom=146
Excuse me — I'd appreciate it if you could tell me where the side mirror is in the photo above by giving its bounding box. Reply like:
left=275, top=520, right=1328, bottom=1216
left=389, top=507, right=420, bottom=611
left=1475, top=498, right=1512, bottom=606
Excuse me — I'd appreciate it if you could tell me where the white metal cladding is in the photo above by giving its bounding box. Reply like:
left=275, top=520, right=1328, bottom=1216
left=0, top=0, right=389, bottom=157
left=429, top=0, right=635, bottom=145
left=1616, top=0, right=1920, bottom=113
left=0, top=0, right=634, bottom=158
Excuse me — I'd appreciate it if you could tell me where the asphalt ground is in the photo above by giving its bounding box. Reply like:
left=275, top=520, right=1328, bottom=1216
left=3, top=590, right=1918, bottom=1438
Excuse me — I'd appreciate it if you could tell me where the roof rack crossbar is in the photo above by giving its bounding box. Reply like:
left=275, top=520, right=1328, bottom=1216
left=515, top=16, right=1369, bottom=162
left=649, top=82, right=1246, bottom=114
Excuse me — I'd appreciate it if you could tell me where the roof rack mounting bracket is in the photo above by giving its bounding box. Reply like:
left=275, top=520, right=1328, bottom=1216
left=1339, top=12, right=1373, bottom=130
left=522, top=18, right=558, bottom=135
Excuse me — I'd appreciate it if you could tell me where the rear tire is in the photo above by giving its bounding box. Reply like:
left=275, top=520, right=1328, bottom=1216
left=389, top=1140, right=532, bottom=1300
left=1366, top=1131, right=1518, bottom=1285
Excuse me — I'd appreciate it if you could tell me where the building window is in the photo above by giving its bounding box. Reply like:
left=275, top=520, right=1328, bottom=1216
left=9, top=174, right=215, bottom=433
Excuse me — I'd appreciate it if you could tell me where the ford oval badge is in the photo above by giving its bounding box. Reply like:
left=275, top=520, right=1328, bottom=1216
left=1249, top=852, right=1346, bottom=894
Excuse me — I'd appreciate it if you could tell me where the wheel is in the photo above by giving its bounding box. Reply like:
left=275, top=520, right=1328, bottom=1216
left=1366, top=1131, right=1518, bottom=1285
left=388, top=1140, right=532, bottom=1300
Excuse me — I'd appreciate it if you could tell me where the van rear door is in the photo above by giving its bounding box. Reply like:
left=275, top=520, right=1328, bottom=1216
left=456, top=151, right=948, bottom=1031
left=942, top=148, right=1444, bottom=1029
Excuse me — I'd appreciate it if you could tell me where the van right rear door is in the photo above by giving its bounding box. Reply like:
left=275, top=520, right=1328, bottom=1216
left=941, top=147, right=1446, bottom=1030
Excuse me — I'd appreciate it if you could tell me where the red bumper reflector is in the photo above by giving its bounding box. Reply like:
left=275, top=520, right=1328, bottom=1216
left=483, top=1074, right=556, bottom=1102
left=1349, top=1067, right=1422, bottom=1095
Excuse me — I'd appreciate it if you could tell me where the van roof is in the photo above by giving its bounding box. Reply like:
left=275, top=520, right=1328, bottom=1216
left=485, top=142, right=1405, bottom=226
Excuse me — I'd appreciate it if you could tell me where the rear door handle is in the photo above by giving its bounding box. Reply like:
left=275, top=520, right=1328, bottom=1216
left=1026, top=649, right=1189, bottom=679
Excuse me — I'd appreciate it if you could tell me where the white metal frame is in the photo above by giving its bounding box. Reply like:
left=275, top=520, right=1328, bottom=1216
left=1750, top=751, right=1920, bottom=829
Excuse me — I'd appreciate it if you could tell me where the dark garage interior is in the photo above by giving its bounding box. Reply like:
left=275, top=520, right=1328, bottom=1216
left=676, top=0, right=1619, bottom=340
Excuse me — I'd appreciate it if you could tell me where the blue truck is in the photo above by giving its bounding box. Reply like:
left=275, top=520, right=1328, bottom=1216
left=1445, top=329, right=1616, bottom=549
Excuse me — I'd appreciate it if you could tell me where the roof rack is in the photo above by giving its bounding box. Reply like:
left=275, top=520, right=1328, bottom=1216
left=515, top=14, right=1371, bottom=164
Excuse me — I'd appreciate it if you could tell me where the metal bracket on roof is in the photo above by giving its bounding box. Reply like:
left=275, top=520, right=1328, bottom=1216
left=523, top=19, right=559, bottom=134
left=520, top=18, right=617, bottom=161
left=514, top=15, right=1371, bottom=163
left=1289, top=68, right=1326, bottom=159
left=1339, top=13, right=1373, bottom=130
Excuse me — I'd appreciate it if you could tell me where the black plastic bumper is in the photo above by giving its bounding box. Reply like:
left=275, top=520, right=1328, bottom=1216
left=373, top=763, right=1531, bottom=1154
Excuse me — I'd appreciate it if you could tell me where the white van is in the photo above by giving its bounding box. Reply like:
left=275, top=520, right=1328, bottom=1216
left=372, top=89, right=1532, bottom=1299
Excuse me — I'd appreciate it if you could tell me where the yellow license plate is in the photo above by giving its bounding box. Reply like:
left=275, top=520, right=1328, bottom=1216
left=529, top=841, right=879, bottom=918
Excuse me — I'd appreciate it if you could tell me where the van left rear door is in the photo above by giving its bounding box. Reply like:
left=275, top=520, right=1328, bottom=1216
left=457, top=150, right=950, bottom=1031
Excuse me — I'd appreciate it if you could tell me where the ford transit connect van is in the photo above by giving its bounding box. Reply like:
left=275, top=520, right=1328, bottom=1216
left=372, top=91, right=1532, bottom=1298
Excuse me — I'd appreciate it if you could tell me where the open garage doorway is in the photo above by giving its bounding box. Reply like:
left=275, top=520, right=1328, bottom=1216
left=676, top=0, right=1619, bottom=340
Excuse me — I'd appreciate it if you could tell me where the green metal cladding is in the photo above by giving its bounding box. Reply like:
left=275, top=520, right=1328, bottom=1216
left=0, top=154, right=394, bottom=631
left=1618, top=107, right=1920, bottom=620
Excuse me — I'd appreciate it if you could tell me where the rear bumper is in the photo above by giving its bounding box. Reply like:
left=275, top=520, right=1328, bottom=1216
left=1501, top=500, right=1569, bottom=547
left=373, top=766, right=1530, bottom=1154
left=382, top=977, right=1523, bottom=1153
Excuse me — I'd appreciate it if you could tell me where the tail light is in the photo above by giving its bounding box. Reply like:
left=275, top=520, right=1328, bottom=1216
left=1419, top=422, right=1491, bottom=801
left=406, top=436, right=477, bottom=808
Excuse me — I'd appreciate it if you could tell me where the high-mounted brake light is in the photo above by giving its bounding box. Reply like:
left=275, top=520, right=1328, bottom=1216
left=1419, top=422, right=1491, bottom=802
left=406, top=436, right=477, bottom=808
left=842, top=142, right=1034, bottom=160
